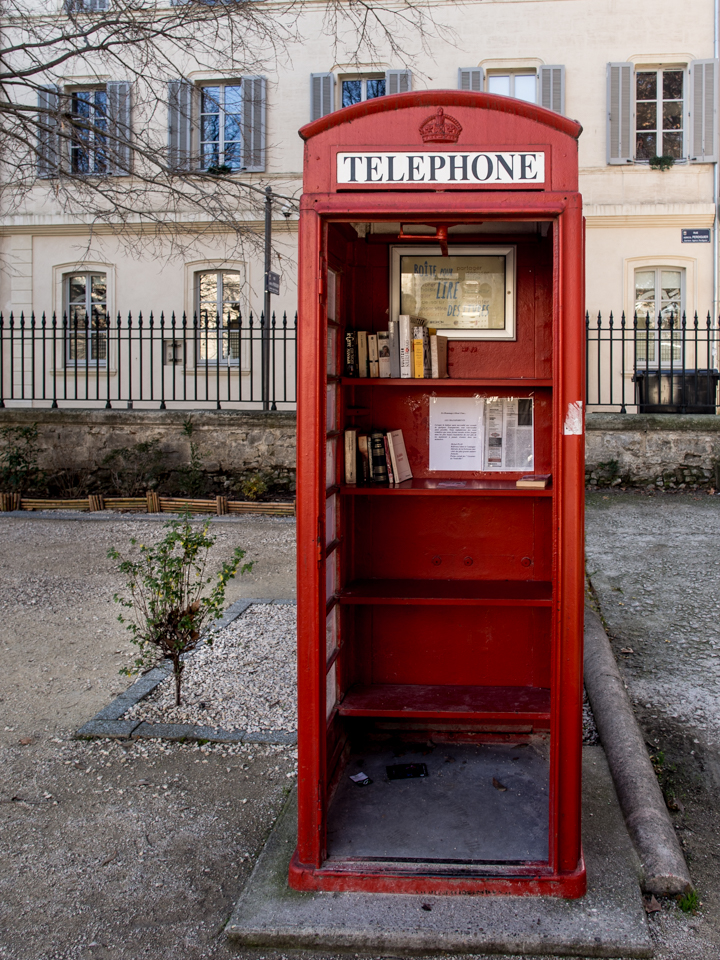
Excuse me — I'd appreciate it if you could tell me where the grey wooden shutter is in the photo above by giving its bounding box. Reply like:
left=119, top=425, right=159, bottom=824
left=311, top=73, right=335, bottom=120
left=607, top=62, right=634, bottom=164
left=107, top=81, right=131, bottom=175
left=37, top=86, right=59, bottom=179
left=386, top=70, right=412, bottom=95
left=242, top=76, right=266, bottom=172
left=539, top=65, right=565, bottom=114
left=690, top=59, right=718, bottom=162
left=167, top=79, right=193, bottom=171
left=458, top=68, right=484, bottom=92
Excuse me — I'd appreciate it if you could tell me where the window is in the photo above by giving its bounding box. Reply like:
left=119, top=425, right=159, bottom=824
left=200, top=84, right=243, bottom=171
left=635, top=69, right=684, bottom=160
left=341, top=76, right=386, bottom=108
left=70, top=90, right=108, bottom=175
left=310, top=70, right=411, bottom=120
left=607, top=60, right=718, bottom=164
left=196, top=271, right=241, bottom=363
left=65, top=273, right=108, bottom=364
left=634, top=267, right=684, bottom=364
left=487, top=72, right=537, bottom=104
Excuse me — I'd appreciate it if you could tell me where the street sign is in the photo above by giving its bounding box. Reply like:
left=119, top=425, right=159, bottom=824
left=265, top=271, right=280, bottom=294
left=681, top=229, right=711, bottom=243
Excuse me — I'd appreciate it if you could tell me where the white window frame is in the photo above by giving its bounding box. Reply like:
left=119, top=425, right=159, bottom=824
left=632, top=265, right=686, bottom=367
left=64, top=271, right=109, bottom=366
left=486, top=71, right=538, bottom=104
left=338, top=73, right=387, bottom=110
left=195, top=269, right=247, bottom=366
left=68, top=87, right=108, bottom=175
left=634, top=65, right=686, bottom=162
left=199, top=82, right=243, bottom=172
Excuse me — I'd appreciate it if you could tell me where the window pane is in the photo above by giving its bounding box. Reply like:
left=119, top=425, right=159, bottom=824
left=663, top=70, right=683, bottom=101
left=222, top=273, right=241, bottom=301
left=224, top=84, right=243, bottom=112
left=326, top=606, right=338, bottom=659
left=201, top=115, right=220, bottom=143
left=90, top=275, right=106, bottom=303
left=636, top=101, right=657, bottom=131
left=636, top=72, right=657, bottom=100
left=366, top=78, right=386, bottom=99
left=201, top=87, right=220, bottom=113
left=342, top=80, right=362, bottom=107
left=325, top=493, right=337, bottom=547
left=223, top=142, right=242, bottom=170
left=636, top=132, right=656, bottom=159
left=224, top=115, right=241, bottom=142
left=326, top=437, right=336, bottom=489
left=199, top=273, right=218, bottom=302
left=662, top=131, right=683, bottom=158
left=662, top=100, right=682, bottom=130
left=514, top=74, right=536, bottom=103
left=325, top=661, right=337, bottom=720
left=72, top=92, right=91, bottom=119
left=68, top=276, right=86, bottom=305
left=487, top=75, right=511, bottom=96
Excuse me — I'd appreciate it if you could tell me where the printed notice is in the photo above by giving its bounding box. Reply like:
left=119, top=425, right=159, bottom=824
left=485, top=398, right=534, bottom=471
left=429, top=397, right=485, bottom=471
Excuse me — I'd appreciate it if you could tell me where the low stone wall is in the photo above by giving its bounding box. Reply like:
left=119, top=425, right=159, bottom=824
left=586, top=413, right=720, bottom=489
left=0, top=408, right=296, bottom=497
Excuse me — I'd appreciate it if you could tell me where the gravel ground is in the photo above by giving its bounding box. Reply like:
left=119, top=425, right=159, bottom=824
left=586, top=489, right=720, bottom=959
left=127, top=604, right=297, bottom=732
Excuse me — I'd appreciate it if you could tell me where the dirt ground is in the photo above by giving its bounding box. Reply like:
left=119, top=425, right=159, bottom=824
left=1, top=503, right=719, bottom=960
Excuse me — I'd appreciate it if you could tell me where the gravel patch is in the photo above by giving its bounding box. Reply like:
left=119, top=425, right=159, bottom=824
left=126, top=603, right=297, bottom=732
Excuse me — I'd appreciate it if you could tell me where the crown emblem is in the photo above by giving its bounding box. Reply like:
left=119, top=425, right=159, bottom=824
left=419, top=107, right=463, bottom=143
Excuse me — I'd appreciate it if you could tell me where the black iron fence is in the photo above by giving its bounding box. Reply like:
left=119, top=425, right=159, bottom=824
left=0, top=310, right=297, bottom=410
left=586, top=311, right=720, bottom=413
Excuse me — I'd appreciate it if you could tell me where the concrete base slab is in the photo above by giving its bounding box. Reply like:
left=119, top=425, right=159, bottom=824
left=226, top=746, right=651, bottom=957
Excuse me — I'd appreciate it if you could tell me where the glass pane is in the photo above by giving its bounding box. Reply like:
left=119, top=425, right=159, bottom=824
left=636, top=132, right=656, bottom=159
left=662, top=131, right=683, bottom=158
left=68, top=329, right=87, bottom=361
left=325, top=493, right=337, bottom=547
left=366, top=78, right=386, bottom=99
left=90, top=275, right=106, bottom=303
left=663, top=100, right=683, bottom=131
left=199, top=273, right=218, bottom=303
left=90, top=305, right=107, bottom=329
left=201, top=143, right=220, bottom=170
left=224, top=115, right=241, bottom=142
left=68, top=306, right=87, bottom=328
left=487, top=75, right=511, bottom=96
left=68, top=276, right=86, bottom=305
left=514, top=74, right=536, bottom=103
left=72, top=92, right=91, bottom=119
left=223, top=142, right=242, bottom=170
left=342, top=80, right=362, bottom=107
left=326, top=438, right=336, bottom=489
left=635, top=270, right=656, bottom=322
left=663, top=70, right=683, bottom=101
left=90, top=329, right=107, bottom=362
left=325, top=551, right=338, bottom=603
left=201, top=115, right=220, bottom=142
left=201, top=87, right=220, bottom=113
left=325, top=661, right=337, bottom=720
left=326, top=607, right=338, bottom=660
left=636, top=101, right=657, bottom=131
left=326, top=383, right=337, bottom=432
left=636, top=72, right=657, bottom=100
left=327, top=326, right=338, bottom=375
left=224, top=84, right=243, bottom=112
left=222, top=273, right=241, bottom=301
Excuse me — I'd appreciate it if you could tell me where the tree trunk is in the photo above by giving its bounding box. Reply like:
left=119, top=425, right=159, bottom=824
left=173, top=657, right=182, bottom=706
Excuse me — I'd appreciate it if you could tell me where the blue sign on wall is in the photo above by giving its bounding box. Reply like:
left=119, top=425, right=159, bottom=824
left=681, top=229, right=712, bottom=243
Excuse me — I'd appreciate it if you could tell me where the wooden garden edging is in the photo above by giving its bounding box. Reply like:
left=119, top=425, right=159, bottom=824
left=0, top=491, right=294, bottom=517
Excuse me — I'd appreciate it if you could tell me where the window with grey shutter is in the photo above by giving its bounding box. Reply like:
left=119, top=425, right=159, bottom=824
left=37, top=86, right=59, bottom=179
left=539, top=65, right=565, bottom=114
left=607, top=62, right=633, bottom=164
left=168, top=79, right=194, bottom=171
left=107, top=81, right=131, bottom=175
left=386, top=69, right=412, bottom=95
left=690, top=59, right=718, bottom=162
left=242, top=76, right=266, bottom=172
left=311, top=73, right=335, bottom=121
left=458, top=68, right=484, bottom=92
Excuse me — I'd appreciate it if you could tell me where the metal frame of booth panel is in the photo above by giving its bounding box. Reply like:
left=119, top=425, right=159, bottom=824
left=292, top=92, right=585, bottom=897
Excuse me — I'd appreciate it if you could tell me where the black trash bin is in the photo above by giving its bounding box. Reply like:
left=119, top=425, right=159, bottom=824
left=634, top=368, right=720, bottom=413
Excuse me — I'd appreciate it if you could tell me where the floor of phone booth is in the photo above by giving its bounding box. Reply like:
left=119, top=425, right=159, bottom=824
left=326, top=740, right=550, bottom=863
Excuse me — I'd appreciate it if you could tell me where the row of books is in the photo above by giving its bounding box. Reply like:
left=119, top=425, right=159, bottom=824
left=344, top=428, right=413, bottom=485
left=345, top=315, right=449, bottom=379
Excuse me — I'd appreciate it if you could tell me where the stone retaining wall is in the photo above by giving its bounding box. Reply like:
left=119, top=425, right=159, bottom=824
left=586, top=413, right=720, bottom=489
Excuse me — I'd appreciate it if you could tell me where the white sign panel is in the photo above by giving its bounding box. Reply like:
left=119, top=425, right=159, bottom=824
left=429, top=396, right=485, bottom=471
left=337, top=151, right=545, bottom=185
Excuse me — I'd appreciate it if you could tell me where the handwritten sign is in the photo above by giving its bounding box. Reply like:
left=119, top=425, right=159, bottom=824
left=337, top=152, right=545, bottom=185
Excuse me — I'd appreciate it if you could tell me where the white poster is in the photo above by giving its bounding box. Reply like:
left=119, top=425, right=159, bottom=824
left=428, top=396, right=485, bottom=471
left=484, top=398, right=534, bottom=472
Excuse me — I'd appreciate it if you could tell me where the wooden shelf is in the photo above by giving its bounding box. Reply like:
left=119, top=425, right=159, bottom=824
left=338, top=578, right=552, bottom=606
left=341, top=479, right=552, bottom=496
left=338, top=683, right=550, bottom=723
left=341, top=377, right=552, bottom=387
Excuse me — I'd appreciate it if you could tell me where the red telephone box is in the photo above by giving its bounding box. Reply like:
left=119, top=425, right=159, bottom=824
left=292, top=91, right=585, bottom=897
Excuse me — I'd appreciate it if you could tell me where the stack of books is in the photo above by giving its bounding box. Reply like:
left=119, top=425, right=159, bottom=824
left=344, top=428, right=413, bottom=485
left=345, top=315, right=449, bottom=379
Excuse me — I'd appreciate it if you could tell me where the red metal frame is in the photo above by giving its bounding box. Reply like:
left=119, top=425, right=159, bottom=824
left=293, top=91, right=585, bottom=897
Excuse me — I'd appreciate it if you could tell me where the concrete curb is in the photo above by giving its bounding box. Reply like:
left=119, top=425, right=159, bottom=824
left=76, top=598, right=297, bottom=747
left=584, top=605, right=693, bottom=896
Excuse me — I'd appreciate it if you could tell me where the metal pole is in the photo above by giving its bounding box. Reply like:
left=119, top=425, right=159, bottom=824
left=263, top=185, right=272, bottom=411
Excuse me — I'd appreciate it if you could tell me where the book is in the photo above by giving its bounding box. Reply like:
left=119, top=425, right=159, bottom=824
left=430, top=334, right=449, bottom=379
left=377, top=331, right=391, bottom=378
left=357, top=433, right=371, bottom=484
left=398, top=315, right=413, bottom=379
left=344, top=429, right=357, bottom=484
left=388, top=320, right=401, bottom=379
left=386, top=429, right=413, bottom=483
left=383, top=435, right=395, bottom=484
left=516, top=473, right=551, bottom=489
left=357, top=331, right=368, bottom=378
left=344, top=330, right=357, bottom=377
left=368, top=334, right=379, bottom=378
left=369, top=431, right=389, bottom=483
left=412, top=338, right=424, bottom=378
left=410, top=322, right=430, bottom=378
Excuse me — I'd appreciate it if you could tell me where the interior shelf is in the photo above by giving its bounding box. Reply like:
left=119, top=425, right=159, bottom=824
left=341, top=377, right=552, bottom=387
left=340, top=479, right=552, bottom=496
left=338, top=578, right=552, bottom=606
left=337, top=683, right=551, bottom=723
